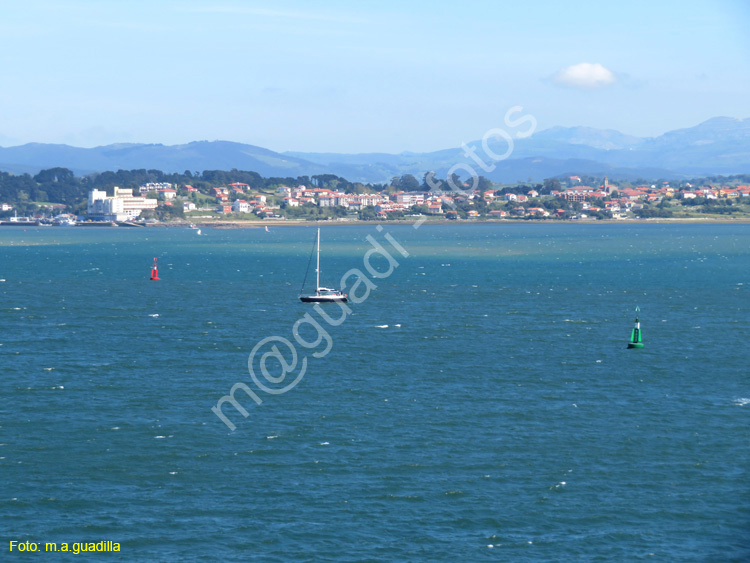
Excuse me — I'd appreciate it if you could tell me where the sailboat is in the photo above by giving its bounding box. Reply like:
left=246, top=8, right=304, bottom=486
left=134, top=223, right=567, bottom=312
left=627, top=306, right=644, bottom=348
left=299, top=228, right=347, bottom=303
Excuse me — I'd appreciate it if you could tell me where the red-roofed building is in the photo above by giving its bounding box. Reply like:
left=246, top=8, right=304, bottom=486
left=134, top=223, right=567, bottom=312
left=527, top=207, right=550, bottom=217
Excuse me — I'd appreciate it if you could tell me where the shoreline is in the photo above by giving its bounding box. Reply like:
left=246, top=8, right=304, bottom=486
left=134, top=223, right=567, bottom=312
left=3, top=217, right=749, bottom=231
left=181, top=217, right=750, bottom=228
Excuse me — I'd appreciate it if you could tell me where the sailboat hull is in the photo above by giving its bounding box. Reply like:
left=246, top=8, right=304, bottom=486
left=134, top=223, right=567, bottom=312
left=299, top=295, right=348, bottom=303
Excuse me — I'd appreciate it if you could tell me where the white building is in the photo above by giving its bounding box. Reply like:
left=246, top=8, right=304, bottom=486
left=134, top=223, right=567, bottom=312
left=232, top=200, right=252, bottom=213
left=88, top=187, right=158, bottom=221
left=88, top=189, right=123, bottom=220
left=358, top=195, right=384, bottom=207
left=138, top=182, right=172, bottom=194
left=393, top=192, right=425, bottom=206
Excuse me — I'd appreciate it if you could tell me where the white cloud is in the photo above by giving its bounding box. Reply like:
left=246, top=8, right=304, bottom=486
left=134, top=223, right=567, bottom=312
left=553, top=63, right=617, bottom=89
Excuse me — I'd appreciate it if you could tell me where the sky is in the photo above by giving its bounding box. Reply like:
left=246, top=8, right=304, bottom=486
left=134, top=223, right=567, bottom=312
left=0, top=0, right=748, bottom=153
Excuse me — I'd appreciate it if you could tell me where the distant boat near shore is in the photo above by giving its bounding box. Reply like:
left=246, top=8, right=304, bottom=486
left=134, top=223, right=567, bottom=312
left=0, top=211, right=40, bottom=226
left=0, top=219, right=41, bottom=226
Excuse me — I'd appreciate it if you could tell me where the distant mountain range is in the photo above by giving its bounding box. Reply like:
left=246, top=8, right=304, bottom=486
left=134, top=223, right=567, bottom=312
left=1, top=117, right=748, bottom=183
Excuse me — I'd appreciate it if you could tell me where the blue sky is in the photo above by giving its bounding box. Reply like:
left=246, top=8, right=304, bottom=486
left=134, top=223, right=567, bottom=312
left=0, top=0, right=747, bottom=152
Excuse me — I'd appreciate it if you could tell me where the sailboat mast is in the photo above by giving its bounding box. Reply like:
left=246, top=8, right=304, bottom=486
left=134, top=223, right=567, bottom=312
left=316, top=228, right=321, bottom=290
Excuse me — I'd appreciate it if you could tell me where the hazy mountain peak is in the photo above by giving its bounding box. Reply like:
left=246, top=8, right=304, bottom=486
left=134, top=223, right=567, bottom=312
left=532, top=126, right=644, bottom=150
left=648, top=116, right=750, bottom=149
left=697, top=116, right=747, bottom=126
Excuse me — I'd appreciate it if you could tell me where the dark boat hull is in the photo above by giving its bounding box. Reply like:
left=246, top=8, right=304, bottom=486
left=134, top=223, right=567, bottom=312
left=299, top=296, right=348, bottom=303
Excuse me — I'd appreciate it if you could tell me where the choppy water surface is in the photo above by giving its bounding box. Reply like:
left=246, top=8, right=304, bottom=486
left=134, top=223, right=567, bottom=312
left=1, top=223, right=748, bottom=561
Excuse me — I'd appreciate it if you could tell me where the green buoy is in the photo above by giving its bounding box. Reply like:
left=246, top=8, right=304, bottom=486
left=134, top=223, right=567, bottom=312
left=627, top=306, right=644, bottom=349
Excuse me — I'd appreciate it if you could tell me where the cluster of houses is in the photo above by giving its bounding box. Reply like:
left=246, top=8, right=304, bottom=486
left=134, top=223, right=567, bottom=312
left=277, top=186, right=457, bottom=218
left=120, top=178, right=750, bottom=221
left=676, top=185, right=750, bottom=199
left=4, top=176, right=750, bottom=223
left=204, top=184, right=275, bottom=216
left=547, top=180, right=750, bottom=218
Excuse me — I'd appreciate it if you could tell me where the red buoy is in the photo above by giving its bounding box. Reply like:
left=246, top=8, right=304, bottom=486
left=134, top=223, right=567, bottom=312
left=150, top=257, right=159, bottom=281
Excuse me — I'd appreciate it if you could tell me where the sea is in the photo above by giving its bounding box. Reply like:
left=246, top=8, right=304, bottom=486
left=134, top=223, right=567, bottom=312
left=1, top=223, right=748, bottom=562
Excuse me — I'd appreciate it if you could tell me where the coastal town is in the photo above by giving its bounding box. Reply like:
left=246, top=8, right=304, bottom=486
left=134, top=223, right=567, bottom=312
left=2, top=173, right=750, bottom=225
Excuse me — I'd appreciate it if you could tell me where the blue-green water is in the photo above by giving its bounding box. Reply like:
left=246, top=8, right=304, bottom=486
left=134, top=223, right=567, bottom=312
left=1, top=223, right=749, bottom=561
